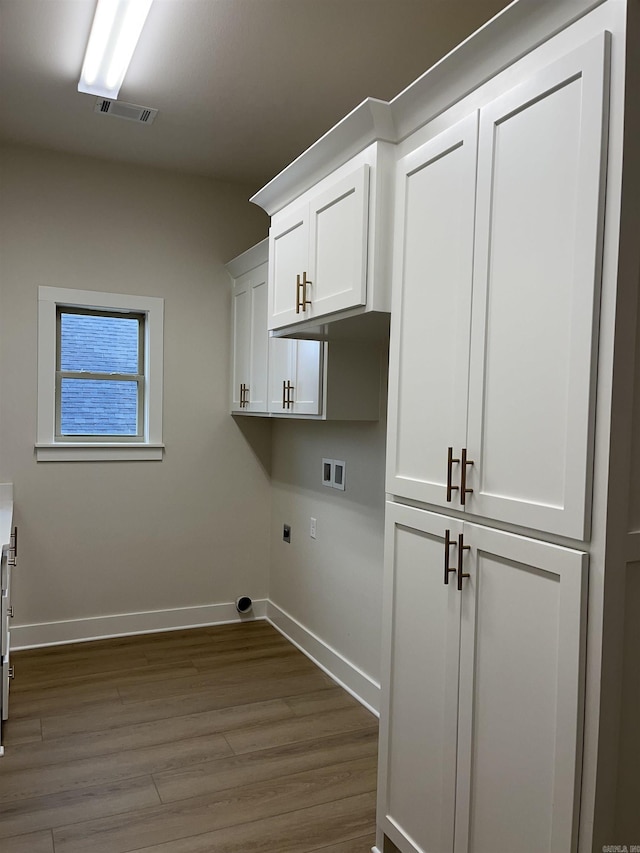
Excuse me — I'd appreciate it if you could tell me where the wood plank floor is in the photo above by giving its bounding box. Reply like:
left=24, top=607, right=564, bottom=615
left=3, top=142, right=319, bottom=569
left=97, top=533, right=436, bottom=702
left=0, top=621, right=378, bottom=852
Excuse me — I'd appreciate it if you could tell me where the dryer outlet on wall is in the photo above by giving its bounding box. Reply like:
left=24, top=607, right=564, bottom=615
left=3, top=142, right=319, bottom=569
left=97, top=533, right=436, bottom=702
left=322, top=458, right=346, bottom=491
left=310, top=517, right=317, bottom=539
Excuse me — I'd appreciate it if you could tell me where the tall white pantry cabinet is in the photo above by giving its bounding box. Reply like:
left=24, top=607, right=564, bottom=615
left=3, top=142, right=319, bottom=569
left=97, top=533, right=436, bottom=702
left=377, top=2, right=640, bottom=852
left=247, top=0, right=640, bottom=849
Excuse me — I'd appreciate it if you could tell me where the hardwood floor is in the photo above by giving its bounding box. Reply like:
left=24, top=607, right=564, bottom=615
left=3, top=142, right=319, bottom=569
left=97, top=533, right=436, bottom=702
left=0, top=621, right=379, bottom=852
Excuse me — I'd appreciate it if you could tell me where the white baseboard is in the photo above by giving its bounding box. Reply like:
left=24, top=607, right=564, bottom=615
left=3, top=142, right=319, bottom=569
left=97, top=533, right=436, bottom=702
left=11, top=599, right=381, bottom=718
left=266, top=601, right=380, bottom=716
left=11, top=599, right=268, bottom=650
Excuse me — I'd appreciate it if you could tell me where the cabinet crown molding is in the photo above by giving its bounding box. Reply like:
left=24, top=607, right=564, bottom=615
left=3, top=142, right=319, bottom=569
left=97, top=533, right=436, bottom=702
left=225, top=238, right=268, bottom=279
left=250, top=98, right=395, bottom=216
left=250, top=0, right=607, bottom=218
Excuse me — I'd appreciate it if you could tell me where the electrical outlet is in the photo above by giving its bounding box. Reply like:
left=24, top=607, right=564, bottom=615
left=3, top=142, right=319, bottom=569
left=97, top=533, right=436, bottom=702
left=333, top=460, right=346, bottom=490
left=321, top=458, right=347, bottom=490
left=283, top=524, right=291, bottom=543
left=310, top=517, right=317, bottom=539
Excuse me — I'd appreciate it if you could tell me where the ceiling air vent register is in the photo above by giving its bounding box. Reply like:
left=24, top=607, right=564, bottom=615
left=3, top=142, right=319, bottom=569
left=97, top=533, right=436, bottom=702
left=94, top=98, right=158, bottom=124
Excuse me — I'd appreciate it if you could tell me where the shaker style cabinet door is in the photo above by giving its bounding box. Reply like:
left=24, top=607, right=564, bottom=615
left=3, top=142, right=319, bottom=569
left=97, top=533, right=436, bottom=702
left=377, top=503, right=587, bottom=853
left=465, top=35, right=609, bottom=539
left=269, top=202, right=309, bottom=329
left=386, top=114, right=478, bottom=509
left=307, top=165, right=369, bottom=319
left=377, top=503, right=462, bottom=853
left=231, top=272, right=251, bottom=412
left=268, top=338, right=323, bottom=416
left=454, top=523, right=587, bottom=853
left=231, top=262, right=269, bottom=414
left=247, top=267, right=269, bottom=413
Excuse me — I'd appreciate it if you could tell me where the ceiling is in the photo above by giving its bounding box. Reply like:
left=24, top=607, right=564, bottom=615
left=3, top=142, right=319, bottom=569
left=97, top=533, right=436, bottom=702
left=0, top=0, right=512, bottom=193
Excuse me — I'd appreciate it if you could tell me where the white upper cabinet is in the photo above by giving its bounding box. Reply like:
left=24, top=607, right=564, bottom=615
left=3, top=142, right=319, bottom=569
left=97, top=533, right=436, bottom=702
left=228, top=240, right=381, bottom=422
left=269, top=163, right=370, bottom=330
left=253, top=134, right=394, bottom=336
left=387, top=35, right=609, bottom=540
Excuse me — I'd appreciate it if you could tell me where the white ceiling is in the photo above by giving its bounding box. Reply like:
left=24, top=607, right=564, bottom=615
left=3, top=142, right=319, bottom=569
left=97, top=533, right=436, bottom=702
left=0, top=0, right=511, bottom=192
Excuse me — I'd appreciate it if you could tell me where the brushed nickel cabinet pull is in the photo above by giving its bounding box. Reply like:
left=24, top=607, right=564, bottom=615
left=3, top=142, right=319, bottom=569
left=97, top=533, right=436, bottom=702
left=282, top=380, right=287, bottom=409
left=460, top=448, right=474, bottom=506
left=296, top=274, right=302, bottom=313
left=296, top=271, right=312, bottom=314
left=285, top=381, right=294, bottom=410
left=444, top=529, right=456, bottom=585
left=446, top=447, right=460, bottom=502
left=7, top=606, right=14, bottom=618
left=457, top=533, right=471, bottom=591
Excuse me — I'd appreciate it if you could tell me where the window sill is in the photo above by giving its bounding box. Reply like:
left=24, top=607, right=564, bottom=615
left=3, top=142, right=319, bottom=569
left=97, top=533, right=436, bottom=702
left=35, top=443, right=164, bottom=462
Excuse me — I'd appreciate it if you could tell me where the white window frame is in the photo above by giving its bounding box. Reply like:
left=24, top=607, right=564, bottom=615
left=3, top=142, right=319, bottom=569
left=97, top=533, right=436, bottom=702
left=36, top=286, right=164, bottom=461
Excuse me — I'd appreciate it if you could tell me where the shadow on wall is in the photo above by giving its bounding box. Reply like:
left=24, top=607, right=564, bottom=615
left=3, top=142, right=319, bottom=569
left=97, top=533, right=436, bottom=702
left=232, top=415, right=273, bottom=477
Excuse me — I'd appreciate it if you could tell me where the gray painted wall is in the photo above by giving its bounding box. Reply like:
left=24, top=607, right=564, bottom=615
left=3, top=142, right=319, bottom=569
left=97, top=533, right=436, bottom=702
left=0, top=144, right=271, bottom=633
left=0, top=142, right=387, bottom=698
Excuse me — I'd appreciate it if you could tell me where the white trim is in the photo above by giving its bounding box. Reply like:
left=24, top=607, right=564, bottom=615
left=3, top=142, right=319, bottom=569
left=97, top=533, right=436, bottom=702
left=250, top=2, right=607, bottom=218
left=10, top=598, right=380, bottom=718
left=34, top=443, right=164, bottom=462
left=266, top=600, right=380, bottom=715
left=36, top=286, right=164, bottom=462
left=225, top=238, right=269, bottom=278
left=11, top=599, right=268, bottom=650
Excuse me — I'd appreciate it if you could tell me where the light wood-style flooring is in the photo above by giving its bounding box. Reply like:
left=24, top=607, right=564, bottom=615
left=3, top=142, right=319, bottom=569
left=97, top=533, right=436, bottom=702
left=0, top=620, right=378, bottom=852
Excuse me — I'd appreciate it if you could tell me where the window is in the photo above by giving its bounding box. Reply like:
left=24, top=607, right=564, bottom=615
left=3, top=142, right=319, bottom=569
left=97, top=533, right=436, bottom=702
left=37, top=287, right=164, bottom=461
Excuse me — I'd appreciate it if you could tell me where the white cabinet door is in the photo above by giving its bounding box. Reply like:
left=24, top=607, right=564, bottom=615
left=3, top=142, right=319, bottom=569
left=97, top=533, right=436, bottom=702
left=247, top=266, right=269, bottom=413
left=231, top=262, right=269, bottom=414
left=466, top=35, right=609, bottom=539
left=269, top=203, right=309, bottom=329
left=2, top=651, right=9, bottom=722
left=455, top=523, right=587, bottom=853
left=1, top=553, right=8, bottom=660
left=386, top=36, right=608, bottom=540
left=292, top=339, right=323, bottom=416
left=307, top=165, right=369, bottom=319
left=378, top=503, right=462, bottom=853
left=378, top=505, right=587, bottom=853
left=386, top=114, right=478, bottom=507
left=268, top=165, right=370, bottom=330
left=231, top=272, right=251, bottom=411
left=268, top=338, right=322, bottom=416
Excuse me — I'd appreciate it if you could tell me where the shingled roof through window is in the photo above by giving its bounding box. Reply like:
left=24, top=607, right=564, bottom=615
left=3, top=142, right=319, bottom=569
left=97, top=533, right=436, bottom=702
left=59, top=312, right=140, bottom=436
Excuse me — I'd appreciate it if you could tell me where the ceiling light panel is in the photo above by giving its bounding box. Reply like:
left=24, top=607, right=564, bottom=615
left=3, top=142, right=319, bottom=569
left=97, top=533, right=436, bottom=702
left=78, top=0, right=153, bottom=100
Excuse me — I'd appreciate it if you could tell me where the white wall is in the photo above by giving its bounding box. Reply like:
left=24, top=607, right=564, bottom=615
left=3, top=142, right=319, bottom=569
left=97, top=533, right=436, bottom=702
left=268, top=344, right=388, bottom=711
left=0, top=142, right=388, bottom=709
left=0, top=143, right=272, bottom=645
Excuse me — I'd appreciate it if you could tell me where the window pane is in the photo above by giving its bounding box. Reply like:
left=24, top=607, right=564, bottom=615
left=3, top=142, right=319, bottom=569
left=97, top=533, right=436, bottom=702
left=60, top=313, right=140, bottom=374
left=60, top=379, right=138, bottom=436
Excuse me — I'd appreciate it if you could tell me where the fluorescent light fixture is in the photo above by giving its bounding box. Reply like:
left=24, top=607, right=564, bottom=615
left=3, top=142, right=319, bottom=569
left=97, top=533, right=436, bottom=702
left=78, top=0, right=153, bottom=99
